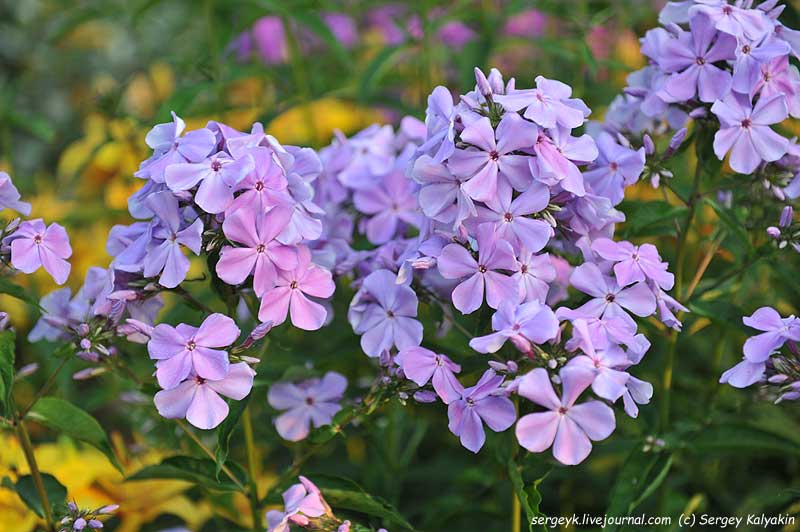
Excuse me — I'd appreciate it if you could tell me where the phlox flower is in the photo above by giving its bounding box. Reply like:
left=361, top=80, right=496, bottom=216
left=531, top=126, right=597, bottom=196
left=136, top=113, right=216, bottom=183
left=417, top=85, right=455, bottom=163
left=515, top=367, right=615, bottom=465
left=742, top=306, right=800, bottom=362
left=731, top=36, right=791, bottom=94
left=226, top=147, right=290, bottom=214
left=267, top=372, right=347, bottom=442
left=753, top=56, right=800, bottom=118
left=494, top=75, right=588, bottom=129
left=621, top=376, right=654, bottom=418
left=148, top=313, right=241, bottom=390
left=591, top=238, right=675, bottom=290
left=353, top=170, right=421, bottom=245
left=0, top=172, right=31, bottom=215
left=266, top=477, right=329, bottom=532
left=469, top=300, right=559, bottom=355
left=411, top=154, right=475, bottom=228
left=583, top=133, right=646, bottom=206
left=472, top=180, right=553, bottom=253
left=7, top=219, right=72, bottom=284
left=348, top=269, right=423, bottom=357
left=142, top=192, right=203, bottom=288
left=216, top=206, right=297, bottom=295
left=513, top=250, right=556, bottom=304
left=711, top=92, right=789, bottom=174
left=569, top=262, right=657, bottom=321
left=437, top=226, right=518, bottom=314
left=395, top=346, right=462, bottom=403
left=165, top=152, right=254, bottom=213
left=448, top=113, right=537, bottom=202
left=154, top=362, right=255, bottom=430
left=258, top=246, right=335, bottom=331
left=690, top=1, right=772, bottom=41
left=566, top=321, right=631, bottom=401
left=448, top=370, right=516, bottom=453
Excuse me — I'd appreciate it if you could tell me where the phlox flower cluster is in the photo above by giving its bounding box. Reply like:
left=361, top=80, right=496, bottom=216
left=721, top=306, right=800, bottom=402
left=308, top=67, right=682, bottom=465
left=58, top=501, right=118, bottom=531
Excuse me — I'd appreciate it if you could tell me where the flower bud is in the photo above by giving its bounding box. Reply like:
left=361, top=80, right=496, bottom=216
left=767, top=226, right=781, bottom=239
left=642, top=134, right=655, bottom=155
left=780, top=205, right=793, bottom=227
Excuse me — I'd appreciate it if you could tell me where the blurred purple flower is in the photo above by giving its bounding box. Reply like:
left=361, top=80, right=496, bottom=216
left=267, top=371, right=347, bottom=441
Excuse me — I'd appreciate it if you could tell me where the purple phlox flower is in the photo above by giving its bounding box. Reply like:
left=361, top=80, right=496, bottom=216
left=395, top=346, right=462, bottom=404
left=217, top=206, right=297, bottom=296
left=531, top=126, right=598, bottom=196
left=732, top=34, right=792, bottom=94
left=227, top=147, right=290, bottom=214
left=0, top=172, right=31, bottom=215
left=267, top=371, right=347, bottom=442
left=569, top=262, right=657, bottom=321
left=333, top=124, right=396, bottom=189
left=566, top=327, right=631, bottom=401
left=322, top=12, right=358, bottom=48
left=690, top=1, right=772, bottom=41
left=711, top=91, right=789, bottom=174
left=353, top=170, right=421, bottom=245
left=472, top=180, right=553, bottom=253
left=251, top=16, right=289, bottom=65
left=28, top=288, right=73, bottom=342
left=583, top=132, right=646, bottom=205
left=494, top=76, right=588, bottom=129
left=107, top=221, right=153, bottom=274
left=449, top=113, right=537, bottom=202
left=347, top=269, right=422, bottom=357
left=720, top=357, right=769, bottom=388
left=504, top=9, right=547, bottom=38
left=513, top=249, right=556, bottom=303
left=165, top=151, right=254, bottom=214
left=558, top=309, right=638, bottom=357
left=417, top=86, right=456, bottom=163
left=148, top=313, right=241, bottom=390
left=438, top=21, right=476, bottom=48
left=338, top=521, right=351, bottom=532
left=7, top=219, right=72, bottom=284
left=557, top=194, right=625, bottom=238
left=258, top=245, right=335, bottom=331
left=469, top=300, right=559, bottom=355
left=437, top=226, right=518, bottom=314
left=753, top=55, right=800, bottom=117
left=515, top=366, right=615, bottom=465
left=472, top=67, right=509, bottom=104
left=266, top=476, right=329, bottom=532
left=657, top=13, right=736, bottom=103
left=142, top=191, right=203, bottom=288
left=154, top=362, right=255, bottom=430
left=591, top=238, right=675, bottom=290
left=742, top=306, right=800, bottom=362
left=447, top=370, right=516, bottom=453
left=654, top=287, right=688, bottom=330
left=411, top=154, right=476, bottom=227
left=621, top=375, right=654, bottom=418
left=136, top=113, right=216, bottom=182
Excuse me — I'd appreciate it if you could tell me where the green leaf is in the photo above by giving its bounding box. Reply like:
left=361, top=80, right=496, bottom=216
left=676, top=423, right=800, bottom=457
left=2, top=473, right=67, bottom=518
left=313, top=475, right=416, bottom=531
left=508, top=457, right=550, bottom=532
left=0, top=278, right=40, bottom=309
left=26, top=397, right=123, bottom=472
left=703, top=198, right=750, bottom=251
left=128, top=456, right=245, bottom=492
left=605, top=446, right=672, bottom=532
left=215, top=395, right=250, bottom=478
left=359, top=46, right=405, bottom=95
left=0, top=329, right=15, bottom=417
left=619, top=200, right=686, bottom=239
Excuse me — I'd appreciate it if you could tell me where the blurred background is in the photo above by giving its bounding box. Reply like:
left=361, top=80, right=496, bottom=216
left=2, top=1, right=800, bottom=531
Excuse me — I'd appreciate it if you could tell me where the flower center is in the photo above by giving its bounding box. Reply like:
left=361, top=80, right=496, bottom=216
left=695, top=56, right=705, bottom=65
left=211, top=160, right=222, bottom=172
left=186, top=340, right=197, bottom=351
left=722, top=6, right=732, bottom=15
left=254, top=181, right=264, bottom=191
left=435, top=356, right=443, bottom=366
left=489, top=150, right=500, bottom=161
left=741, top=44, right=751, bottom=55
left=512, top=323, right=521, bottom=331
left=520, top=264, right=528, bottom=274
left=386, top=310, right=395, bottom=318
left=289, top=280, right=298, bottom=289
left=33, top=234, right=43, bottom=245
left=195, top=376, right=206, bottom=384
left=466, top=397, right=475, bottom=406
left=478, top=265, right=488, bottom=273
left=256, top=244, right=266, bottom=253
left=557, top=406, right=568, bottom=415
left=741, top=118, right=752, bottom=129
left=605, top=293, right=615, bottom=302
left=305, top=396, right=315, bottom=405
left=609, top=162, right=619, bottom=171
left=504, top=212, right=513, bottom=222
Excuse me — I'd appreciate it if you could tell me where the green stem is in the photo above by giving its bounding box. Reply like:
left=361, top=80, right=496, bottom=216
left=18, top=357, right=69, bottom=419
left=176, top=419, right=246, bottom=492
left=242, top=406, right=262, bottom=531
left=512, top=489, right=521, bottom=532
left=15, top=414, right=55, bottom=531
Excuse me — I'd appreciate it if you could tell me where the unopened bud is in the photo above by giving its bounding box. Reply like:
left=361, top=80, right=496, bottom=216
left=767, top=226, right=781, bottom=239
left=643, top=134, right=655, bottom=155
left=780, top=205, right=793, bottom=227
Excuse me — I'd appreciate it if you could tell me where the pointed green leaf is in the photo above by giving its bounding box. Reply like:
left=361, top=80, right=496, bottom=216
left=128, top=455, right=246, bottom=492
left=2, top=473, right=67, bottom=518
left=508, top=457, right=550, bottom=532
left=605, top=446, right=672, bottom=532
left=0, top=329, right=15, bottom=417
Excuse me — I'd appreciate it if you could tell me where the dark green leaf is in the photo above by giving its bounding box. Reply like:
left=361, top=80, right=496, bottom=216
left=704, top=198, right=750, bottom=251
left=2, top=473, right=67, bottom=518
left=0, top=329, right=15, bottom=417
left=359, top=46, right=405, bottom=95
left=605, top=446, right=672, bottom=531
left=314, top=475, right=416, bottom=531
left=676, top=423, right=800, bottom=457
left=0, top=278, right=40, bottom=309
left=508, top=457, right=550, bottom=532
left=128, top=455, right=245, bottom=492
left=215, top=395, right=250, bottom=478
left=26, top=397, right=122, bottom=472
left=619, top=200, right=686, bottom=239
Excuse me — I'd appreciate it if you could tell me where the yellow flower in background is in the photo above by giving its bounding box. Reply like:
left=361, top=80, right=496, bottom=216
left=0, top=432, right=213, bottom=532
left=123, top=62, right=176, bottom=119
left=267, top=97, right=387, bottom=146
